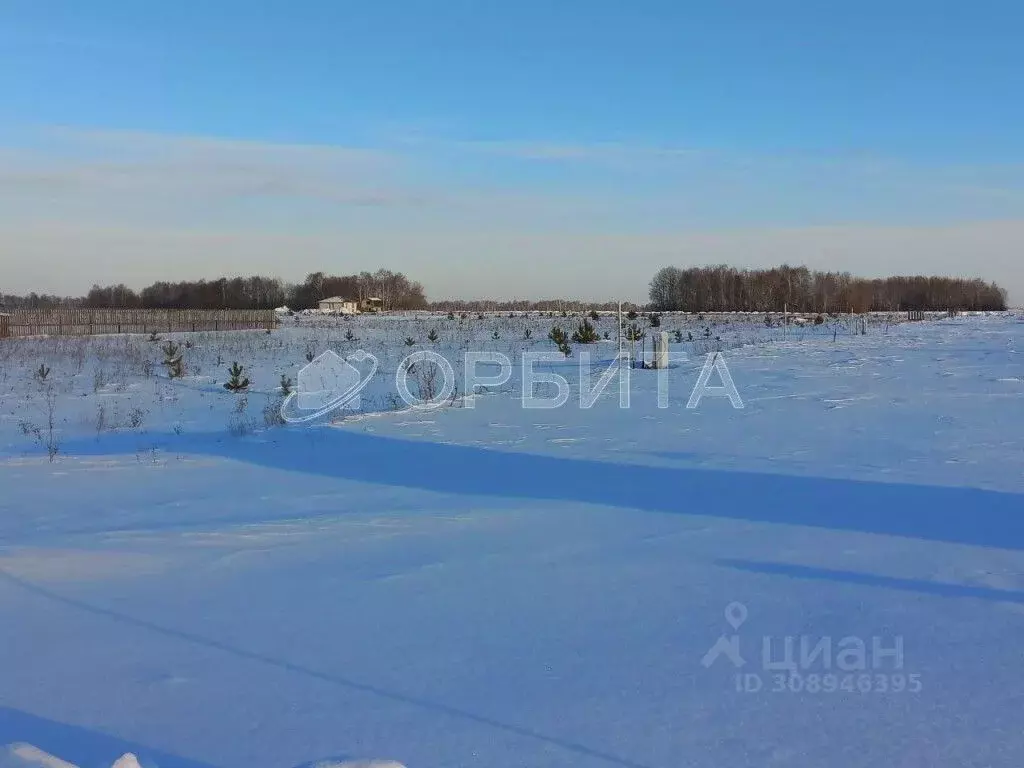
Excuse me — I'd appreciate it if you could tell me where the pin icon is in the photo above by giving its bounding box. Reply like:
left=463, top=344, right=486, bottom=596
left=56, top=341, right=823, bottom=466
left=725, top=602, right=748, bottom=630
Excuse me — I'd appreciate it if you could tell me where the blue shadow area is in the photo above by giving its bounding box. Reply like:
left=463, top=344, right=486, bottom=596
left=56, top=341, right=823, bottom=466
left=51, top=427, right=1024, bottom=551
left=719, top=559, right=1024, bottom=603
left=0, top=570, right=655, bottom=768
left=0, top=706, right=215, bottom=768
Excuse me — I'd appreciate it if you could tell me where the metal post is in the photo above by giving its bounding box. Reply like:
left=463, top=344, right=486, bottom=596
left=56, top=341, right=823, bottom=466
left=617, top=301, right=623, bottom=368
left=654, top=331, right=669, bottom=369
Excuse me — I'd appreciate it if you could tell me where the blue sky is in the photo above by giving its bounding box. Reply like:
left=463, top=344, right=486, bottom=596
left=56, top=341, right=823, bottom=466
left=1, top=0, right=1023, bottom=301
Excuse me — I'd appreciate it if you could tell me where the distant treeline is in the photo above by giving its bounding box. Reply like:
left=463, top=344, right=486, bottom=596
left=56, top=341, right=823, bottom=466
left=649, top=265, right=1008, bottom=313
left=3, top=264, right=1008, bottom=314
left=1, top=270, right=427, bottom=312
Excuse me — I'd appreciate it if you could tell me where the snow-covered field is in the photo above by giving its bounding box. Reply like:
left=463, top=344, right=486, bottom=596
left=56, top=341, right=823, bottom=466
left=1, top=310, right=1022, bottom=768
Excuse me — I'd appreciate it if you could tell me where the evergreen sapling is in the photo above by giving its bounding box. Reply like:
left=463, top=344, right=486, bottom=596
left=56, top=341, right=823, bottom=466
left=571, top=318, right=600, bottom=344
left=549, top=326, right=572, bottom=357
left=224, top=362, right=250, bottom=393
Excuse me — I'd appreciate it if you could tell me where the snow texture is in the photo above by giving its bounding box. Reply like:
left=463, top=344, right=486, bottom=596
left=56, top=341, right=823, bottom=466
left=0, top=310, right=1021, bottom=768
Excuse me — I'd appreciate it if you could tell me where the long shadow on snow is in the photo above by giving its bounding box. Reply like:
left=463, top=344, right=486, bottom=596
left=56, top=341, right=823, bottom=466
left=0, top=705, right=216, bottom=768
left=720, top=559, right=1024, bottom=603
left=0, top=569, right=656, bottom=768
left=57, top=428, right=1024, bottom=551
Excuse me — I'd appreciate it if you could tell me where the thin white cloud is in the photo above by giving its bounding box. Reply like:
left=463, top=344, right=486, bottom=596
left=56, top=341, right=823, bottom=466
left=46, top=126, right=396, bottom=165
left=451, top=139, right=702, bottom=163
left=4, top=126, right=1024, bottom=223
left=0, top=128, right=419, bottom=211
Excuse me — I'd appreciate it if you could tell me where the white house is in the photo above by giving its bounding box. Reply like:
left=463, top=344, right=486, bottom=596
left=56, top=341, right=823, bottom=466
left=318, top=297, right=359, bottom=314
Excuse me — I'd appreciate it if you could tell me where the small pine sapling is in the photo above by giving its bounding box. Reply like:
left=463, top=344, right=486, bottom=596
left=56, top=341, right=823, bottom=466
left=571, top=318, right=600, bottom=344
left=162, top=341, right=184, bottom=379
left=224, top=362, right=250, bottom=393
left=548, top=326, right=572, bottom=357
left=624, top=323, right=645, bottom=342
left=427, top=329, right=439, bottom=342
left=623, top=323, right=645, bottom=370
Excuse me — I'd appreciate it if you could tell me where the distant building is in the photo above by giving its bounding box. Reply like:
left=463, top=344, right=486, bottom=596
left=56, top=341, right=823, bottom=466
left=318, top=297, right=359, bottom=314
left=360, top=297, right=384, bottom=313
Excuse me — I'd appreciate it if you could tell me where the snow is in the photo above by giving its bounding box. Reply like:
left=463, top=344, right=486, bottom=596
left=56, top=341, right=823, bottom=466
left=0, top=311, right=1022, bottom=767
left=110, top=753, right=144, bottom=768
left=3, top=743, right=80, bottom=768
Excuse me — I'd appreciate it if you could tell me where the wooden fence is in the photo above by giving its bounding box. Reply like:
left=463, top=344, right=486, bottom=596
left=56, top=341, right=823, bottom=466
left=0, top=309, right=277, bottom=338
